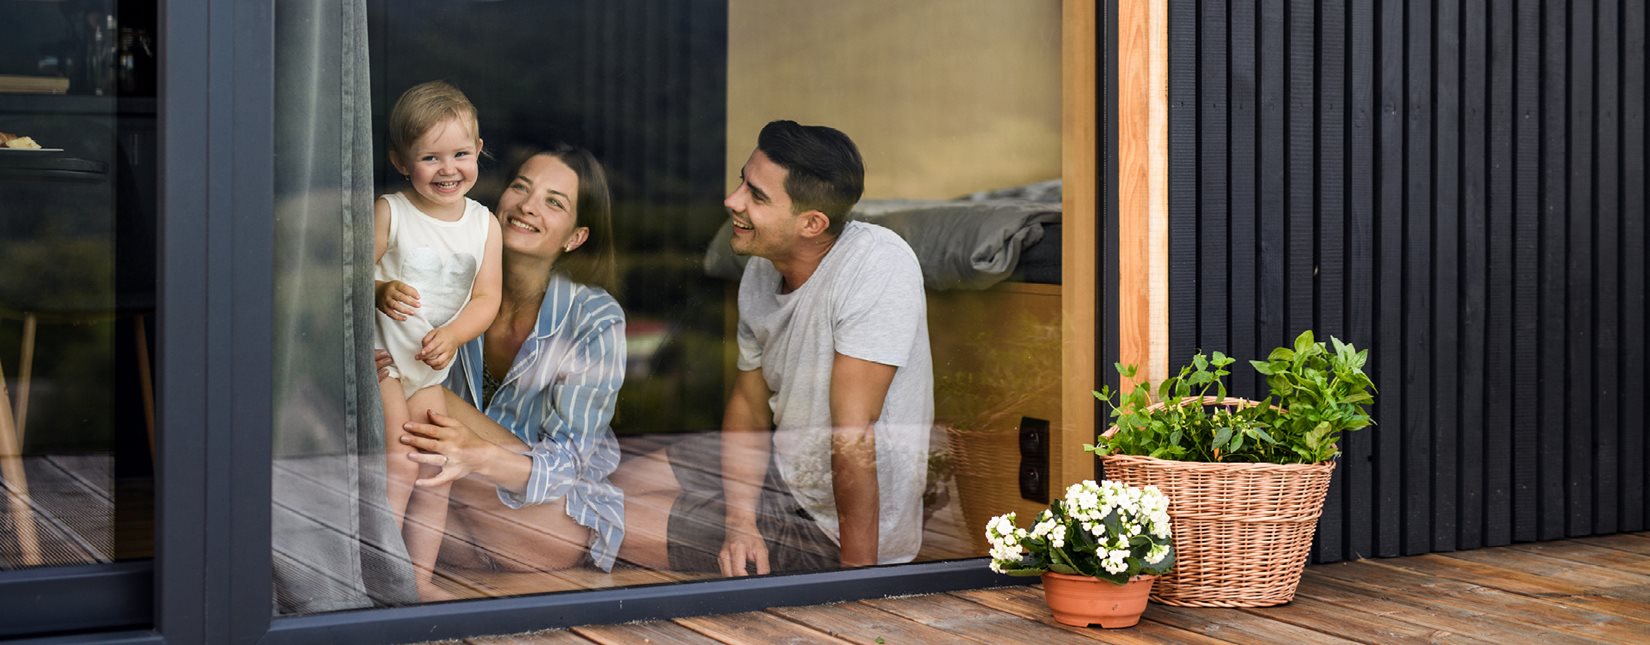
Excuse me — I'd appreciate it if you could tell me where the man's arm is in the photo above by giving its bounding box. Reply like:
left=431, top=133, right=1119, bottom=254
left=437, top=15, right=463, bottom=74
left=720, top=368, right=774, bottom=576
left=829, top=352, right=896, bottom=568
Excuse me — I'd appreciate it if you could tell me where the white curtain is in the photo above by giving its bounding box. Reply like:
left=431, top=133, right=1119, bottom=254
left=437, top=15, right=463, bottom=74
left=271, top=0, right=416, bottom=613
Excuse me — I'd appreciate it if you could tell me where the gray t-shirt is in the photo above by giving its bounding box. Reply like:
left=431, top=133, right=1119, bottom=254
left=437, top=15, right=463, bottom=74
left=736, top=220, right=934, bottom=565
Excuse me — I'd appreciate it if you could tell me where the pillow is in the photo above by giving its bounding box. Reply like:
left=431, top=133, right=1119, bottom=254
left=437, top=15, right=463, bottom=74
left=704, top=198, right=1060, bottom=291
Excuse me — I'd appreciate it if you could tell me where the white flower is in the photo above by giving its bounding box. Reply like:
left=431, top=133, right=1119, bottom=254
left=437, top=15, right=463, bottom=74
left=1145, top=544, right=1170, bottom=565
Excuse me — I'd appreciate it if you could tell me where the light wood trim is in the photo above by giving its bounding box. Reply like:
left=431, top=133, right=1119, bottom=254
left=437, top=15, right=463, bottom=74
left=1117, top=0, right=1169, bottom=391
left=1059, top=0, right=1099, bottom=487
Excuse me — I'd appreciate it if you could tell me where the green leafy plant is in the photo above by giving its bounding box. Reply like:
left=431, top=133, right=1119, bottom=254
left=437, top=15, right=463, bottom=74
left=1085, top=330, right=1375, bottom=465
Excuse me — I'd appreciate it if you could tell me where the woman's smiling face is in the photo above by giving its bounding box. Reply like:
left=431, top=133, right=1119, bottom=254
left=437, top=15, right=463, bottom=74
left=496, top=154, right=587, bottom=263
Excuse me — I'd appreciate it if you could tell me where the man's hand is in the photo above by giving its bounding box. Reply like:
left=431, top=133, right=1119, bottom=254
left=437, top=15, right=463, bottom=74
left=718, top=520, right=770, bottom=577
left=400, top=410, right=498, bottom=487
left=376, top=280, right=421, bottom=321
left=419, top=326, right=460, bottom=370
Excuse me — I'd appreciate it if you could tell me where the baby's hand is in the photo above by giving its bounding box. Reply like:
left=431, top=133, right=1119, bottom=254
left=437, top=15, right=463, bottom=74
left=419, top=326, right=459, bottom=370
left=377, top=280, right=421, bottom=321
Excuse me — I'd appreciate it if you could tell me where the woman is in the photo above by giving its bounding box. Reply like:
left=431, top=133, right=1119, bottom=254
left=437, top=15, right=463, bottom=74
left=392, top=143, right=632, bottom=576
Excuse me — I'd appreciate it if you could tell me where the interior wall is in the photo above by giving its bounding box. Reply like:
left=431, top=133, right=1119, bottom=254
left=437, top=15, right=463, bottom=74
left=725, top=0, right=1061, bottom=200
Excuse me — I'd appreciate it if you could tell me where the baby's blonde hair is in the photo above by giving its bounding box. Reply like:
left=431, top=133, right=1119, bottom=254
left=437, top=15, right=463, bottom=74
left=388, top=81, right=479, bottom=157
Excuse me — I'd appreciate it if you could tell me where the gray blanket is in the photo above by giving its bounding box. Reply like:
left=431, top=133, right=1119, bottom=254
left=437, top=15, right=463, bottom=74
left=704, top=198, right=1060, bottom=291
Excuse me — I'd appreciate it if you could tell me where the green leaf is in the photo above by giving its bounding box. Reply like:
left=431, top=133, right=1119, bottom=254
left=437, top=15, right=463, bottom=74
left=1251, top=360, right=1278, bottom=375
left=1193, top=353, right=1209, bottom=371
left=1213, top=426, right=1233, bottom=450
left=1294, top=329, right=1316, bottom=353
left=1116, top=363, right=1138, bottom=378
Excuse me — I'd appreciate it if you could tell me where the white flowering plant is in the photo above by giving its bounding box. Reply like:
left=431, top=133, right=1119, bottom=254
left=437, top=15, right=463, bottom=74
left=985, top=479, right=1175, bottom=585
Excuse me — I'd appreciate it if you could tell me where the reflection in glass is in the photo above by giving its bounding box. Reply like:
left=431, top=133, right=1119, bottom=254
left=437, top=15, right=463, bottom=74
left=272, top=0, right=1060, bottom=612
left=0, top=1, right=158, bottom=571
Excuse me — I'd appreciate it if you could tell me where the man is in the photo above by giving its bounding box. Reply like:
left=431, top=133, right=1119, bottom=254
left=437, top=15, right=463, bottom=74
left=618, top=120, right=933, bottom=575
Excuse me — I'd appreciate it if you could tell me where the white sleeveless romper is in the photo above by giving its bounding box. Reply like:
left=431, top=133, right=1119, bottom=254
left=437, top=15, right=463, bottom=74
left=373, top=191, right=492, bottom=398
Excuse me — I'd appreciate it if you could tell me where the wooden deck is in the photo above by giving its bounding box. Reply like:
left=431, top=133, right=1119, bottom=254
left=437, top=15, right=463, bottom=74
left=450, top=532, right=1650, bottom=644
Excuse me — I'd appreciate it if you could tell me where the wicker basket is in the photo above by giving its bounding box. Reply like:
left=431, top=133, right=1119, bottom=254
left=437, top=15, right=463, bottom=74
left=1099, top=397, right=1335, bottom=607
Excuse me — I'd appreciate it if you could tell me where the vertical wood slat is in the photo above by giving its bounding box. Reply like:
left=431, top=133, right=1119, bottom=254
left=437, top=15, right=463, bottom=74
left=1537, top=0, right=1569, bottom=542
left=1512, top=0, right=1543, bottom=544
left=1482, top=0, right=1516, bottom=548
left=1458, top=0, right=1490, bottom=552
left=1314, top=0, right=1346, bottom=563
left=1373, top=0, right=1406, bottom=558
left=1228, top=0, right=1260, bottom=401
left=1258, top=0, right=1286, bottom=364
left=1199, top=0, right=1229, bottom=361
left=1432, top=0, right=1461, bottom=554
left=1161, top=0, right=1645, bottom=560
left=1167, top=0, right=1198, bottom=366
left=1592, top=0, right=1620, bottom=536
left=1564, top=0, right=1596, bottom=537
left=1402, top=0, right=1434, bottom=555
left=1344, top=0, right=1376, bottom=560
left=1622, top=0, right=1648, bottom=533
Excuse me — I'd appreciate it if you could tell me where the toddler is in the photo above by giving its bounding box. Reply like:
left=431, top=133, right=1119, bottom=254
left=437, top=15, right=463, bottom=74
left=373, top=80, right=502, bottom=601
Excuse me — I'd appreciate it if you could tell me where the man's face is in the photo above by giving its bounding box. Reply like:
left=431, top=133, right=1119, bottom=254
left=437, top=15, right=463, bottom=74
left=724, top=148, right=802, bottom=259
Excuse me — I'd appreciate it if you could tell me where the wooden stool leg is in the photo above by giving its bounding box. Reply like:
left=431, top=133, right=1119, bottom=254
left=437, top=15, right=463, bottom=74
left=14, top=313, right=35, bottom=445
left=135, top=315, right=155, bottom=458
left=0, top=347, right=43, bottom=566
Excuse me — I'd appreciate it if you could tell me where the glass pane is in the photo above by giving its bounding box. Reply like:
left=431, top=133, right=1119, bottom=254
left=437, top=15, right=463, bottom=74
left=272, top=0, right=1059, bottom=612
left=0, top=0, right=158, bottom=570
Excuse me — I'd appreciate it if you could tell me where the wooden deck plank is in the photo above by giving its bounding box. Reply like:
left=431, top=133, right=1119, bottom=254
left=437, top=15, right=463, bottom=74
left=768, top=600, right=969, bottom=644
left=1370, top=553, right=1593, bottom=596
left=1293, top=567, right=1603, bottom=643
left=423, top=535, right=1650, bottom=644
left=572, top=620, right=725, bottom=645
left=1575, top=532, right=1650, bottom=556
left=464, top=629, right=594, bottom=644
left=1235, top=594, right=1485, bottom=643
left=1505, top=538, right=1650, bottom=575
left=673, top=611, right=848, bottom=644
left=1442, top=546, right=1650, bottom=590
left=1369, top=553, right=1650, bottom=625
left=17, top=457, right=112, bottom=561
left=1143, top=603, right=1357, bottom=645
left=860, top=589, right=1129, bottom=643
left=947, top=585, right=1229, bottom=644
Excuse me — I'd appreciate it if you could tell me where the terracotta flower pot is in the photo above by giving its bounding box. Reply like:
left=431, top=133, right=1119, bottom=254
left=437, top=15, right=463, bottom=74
left=1040, top=572, right=1156, bottom=628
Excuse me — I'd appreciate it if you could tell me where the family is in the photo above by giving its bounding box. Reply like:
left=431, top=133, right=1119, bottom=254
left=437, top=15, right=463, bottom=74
left=369, top=81, right=933, bottom=601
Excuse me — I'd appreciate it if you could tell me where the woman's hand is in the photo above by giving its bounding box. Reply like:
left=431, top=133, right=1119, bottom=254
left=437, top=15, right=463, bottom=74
left=400, top=410, right=497, bottom=488
left=374, top=349, right=395, bottom=382
left=419, top=326, right=460, bottom=369
left=376, top=280, right=421, bottom=321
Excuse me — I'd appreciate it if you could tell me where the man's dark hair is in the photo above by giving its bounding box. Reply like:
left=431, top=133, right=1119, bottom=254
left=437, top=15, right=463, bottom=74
left=756, top=120, right=865, bottom=235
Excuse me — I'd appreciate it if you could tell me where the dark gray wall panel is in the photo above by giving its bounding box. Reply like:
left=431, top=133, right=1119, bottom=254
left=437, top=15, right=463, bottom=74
left=1167, top=0, right=1648, bottom=563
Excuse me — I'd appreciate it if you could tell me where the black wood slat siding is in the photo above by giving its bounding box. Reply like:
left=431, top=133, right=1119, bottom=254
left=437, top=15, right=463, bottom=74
left=1623, top=0, right=1647, bottom=532
left=1166, top=0, right=1649, bottom=563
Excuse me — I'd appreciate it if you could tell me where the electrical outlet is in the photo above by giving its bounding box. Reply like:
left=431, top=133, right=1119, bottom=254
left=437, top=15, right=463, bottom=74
left=1018, top=416, right=1049, bottom=502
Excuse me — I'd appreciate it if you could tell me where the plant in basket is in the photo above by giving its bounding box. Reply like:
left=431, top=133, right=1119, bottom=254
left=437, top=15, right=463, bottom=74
left=1082, top=330, right=1375, bottom=608
left=985, top=480, right=1174, bottom=628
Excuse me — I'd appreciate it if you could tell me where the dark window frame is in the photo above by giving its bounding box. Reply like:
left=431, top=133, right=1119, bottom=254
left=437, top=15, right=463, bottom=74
left=0, top=1, right=1112, bottom=642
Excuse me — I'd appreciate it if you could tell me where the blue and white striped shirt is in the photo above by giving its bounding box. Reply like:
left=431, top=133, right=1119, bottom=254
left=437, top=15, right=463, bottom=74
left=446, top=273, right=626, bottom=571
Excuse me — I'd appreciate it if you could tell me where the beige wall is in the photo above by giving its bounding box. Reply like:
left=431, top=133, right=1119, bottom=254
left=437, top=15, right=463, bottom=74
left=725, top=0, right=1061, bottom=200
